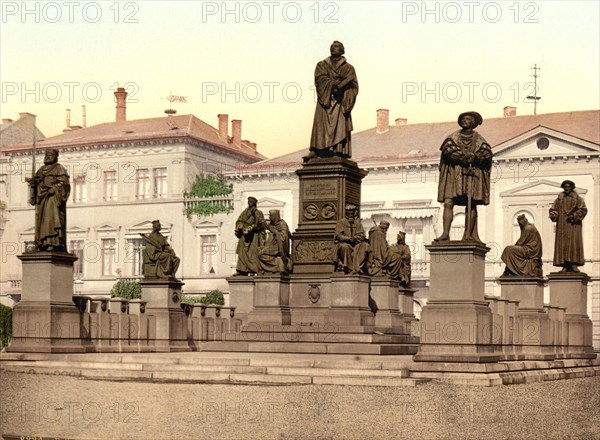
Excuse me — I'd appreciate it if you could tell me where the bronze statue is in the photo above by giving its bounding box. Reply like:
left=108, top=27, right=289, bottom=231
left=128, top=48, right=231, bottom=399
left=549, top=180, right=587, bottom=272
left=305, top=40, right=358, bottom=161
left=235, top=196, right=265, bottom=275
left=387, top=231, right=412, bottom=287
left=434, top=112, right=492, bottom=243
left=368, top=221, right=390, bottom=276
left=501, top=215, right=543, bottom=277
left=140, top=220, right=180, bottom=279
left=334, top=203, right=369, bottom=274
left=258, top=209, right=291, bottom=274
left=26, top=149, right=70, bottom=252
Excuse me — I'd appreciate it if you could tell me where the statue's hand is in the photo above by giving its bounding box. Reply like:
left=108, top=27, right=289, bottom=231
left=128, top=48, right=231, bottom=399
left=321, top=102, right=330, bottom=110
left=48, top=188, right=55, bottom=196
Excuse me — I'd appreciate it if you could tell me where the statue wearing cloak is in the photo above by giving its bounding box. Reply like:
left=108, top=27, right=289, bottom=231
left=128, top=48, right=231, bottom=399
left=501, top=215, right=543, bottom=277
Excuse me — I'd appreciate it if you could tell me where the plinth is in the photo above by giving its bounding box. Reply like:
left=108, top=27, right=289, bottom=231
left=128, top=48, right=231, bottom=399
left=7, top=252, right=84, bottom=353
left=247, top=274, right=291, bottom=325
left=291, top=157, right=368, bottom=274
left=414, top=242, right=499, bottom=363
left=547, top=272, right=595, bottom=359
left=140, top=278, right=189, bottom=352
left=497, top=276, right=554, bottom=360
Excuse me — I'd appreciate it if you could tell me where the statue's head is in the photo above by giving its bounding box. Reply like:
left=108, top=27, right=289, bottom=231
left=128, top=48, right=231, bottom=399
left=397, top=231, right=406, bottom=244
left=379, top=220, right=390, bottom=231
left=152, top=220, right=161, bottom=232
left=561, top=180, right=575, bottom=194
left=458, top=111, right=483, bottom=130
left=269, top=209, right=281, bottom=222
left=43, top=149, right=59, bottom=165
left=517, top=214, right=529, bottom=228
left=248, top=196, right=257, bottom=207
left=330, top=40, right=345, bottom=56
left=344, top=203, right=357, bottom=220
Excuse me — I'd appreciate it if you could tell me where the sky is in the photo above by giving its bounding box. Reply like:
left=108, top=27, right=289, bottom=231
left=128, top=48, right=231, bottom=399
left=1, top=0, right=599, bottom=159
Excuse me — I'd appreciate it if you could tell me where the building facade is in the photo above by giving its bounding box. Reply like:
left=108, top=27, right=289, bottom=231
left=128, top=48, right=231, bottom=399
left=0, top=91, right=264, bottom=303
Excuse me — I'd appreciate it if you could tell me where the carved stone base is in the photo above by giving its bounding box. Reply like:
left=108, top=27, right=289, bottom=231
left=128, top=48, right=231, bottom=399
left=7, top=253, right=84, bottom=353
left=140, top=279, right=189, bottom=352
left=247, top=274, right=291, bottom=325
left=292, top=157, right=368, bottom=274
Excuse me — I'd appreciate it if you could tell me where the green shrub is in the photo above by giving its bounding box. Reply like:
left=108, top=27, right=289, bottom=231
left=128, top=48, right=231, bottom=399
left=0, top=303, right=13, bottom=350
left=199, top=289, right=225, bottom=305
left=181, top=294, right=204, bottom=304
left=110, top=280, right=141, bottom=300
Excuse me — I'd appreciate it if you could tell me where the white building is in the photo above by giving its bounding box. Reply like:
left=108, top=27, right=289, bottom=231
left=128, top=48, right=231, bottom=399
left=1, top=89, right=264, bottom=303
left=226, top=107, right=600, bottom=349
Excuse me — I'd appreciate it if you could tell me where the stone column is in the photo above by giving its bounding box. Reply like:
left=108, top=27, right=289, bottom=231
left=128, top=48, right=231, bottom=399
left=547, top=272, right=595, bottom=359
left=414, top=242, right=499, bottom=363
left=497, top=276, right=554, bottom=360
left=140, top=279, right=189, bottom=352
left=7, top=252, right=84, bottom=353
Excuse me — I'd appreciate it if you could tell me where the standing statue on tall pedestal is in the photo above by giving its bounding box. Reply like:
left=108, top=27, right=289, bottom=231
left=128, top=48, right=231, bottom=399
left=305, top=40, right=358, bottom=161
left=549, top=180, right=587, bottom=272
left=258, top=210, right=291, bottom=274
left=334, top=203, right=369, bottom=274
left=501, top=214, right=543, bottom=277
left=140, top=220, right=180, bottom=279
left=235, top=196, right=265, bottom=275
left=26, top=149, right=70, bottom=252
left=368, top=221, right=390, bottom=276
left=434, top=112, right=492, bottom=243
left=387, top=231, right=412, bottom=287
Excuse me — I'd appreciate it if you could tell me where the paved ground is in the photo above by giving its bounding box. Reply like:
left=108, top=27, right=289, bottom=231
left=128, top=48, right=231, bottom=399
left=1, top=371, right=599, bottom=439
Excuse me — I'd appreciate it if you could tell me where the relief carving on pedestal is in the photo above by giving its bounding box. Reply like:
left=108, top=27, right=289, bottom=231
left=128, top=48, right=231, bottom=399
left=293, top=240, right=335, bottom=263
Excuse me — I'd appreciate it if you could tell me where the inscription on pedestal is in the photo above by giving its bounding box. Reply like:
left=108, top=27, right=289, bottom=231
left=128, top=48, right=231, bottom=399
left=303, top=181, right=338, bottom=200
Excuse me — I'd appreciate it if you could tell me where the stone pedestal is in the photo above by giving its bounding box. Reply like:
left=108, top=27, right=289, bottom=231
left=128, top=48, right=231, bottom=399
left=327, top=274, right=374, bottom=327
left=370, top=278, right=406, bottom=331
left=291, top=157, right=368, bottom=274
left=140, top=279, right=189, bottom=352
left=399, top=287, right=418, bottom=335
left=414, top=242, right=499, bottom=363
left=498, top=276, right=554, bottom=360
left=247, top=274, right=291, bottom=326
left=227, top=275, right=255, bottom=323
left=7, top=252, right=84, bottom=353
left=548, top=272, right=595, bottom=359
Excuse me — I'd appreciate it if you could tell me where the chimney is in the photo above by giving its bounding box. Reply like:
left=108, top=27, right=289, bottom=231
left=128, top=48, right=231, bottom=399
left=114, top=87, right=128, bottom=122
left=82, top=105, right=87, bottom=127
left=395, top=118, right=407, bottom=126
left=376, top=109, right=389, bottom=134
left=231, top=119, right=242, bottom=146
left=1, top=118, right=13, bottom=124
left=217, top=114, right=228, bottom=140
left=243, top=140, right=257, bottom=151
left=503, top=106, right=516, bottom=117
left=66, top=109, right=71, bottom=127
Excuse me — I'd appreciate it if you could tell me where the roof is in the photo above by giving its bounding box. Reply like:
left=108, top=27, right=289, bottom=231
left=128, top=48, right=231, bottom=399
left=0, top=114, right=46, bottom=147
left=1, top=114, right=265, bottom=162
left=259, top=109, right=600, bottom=167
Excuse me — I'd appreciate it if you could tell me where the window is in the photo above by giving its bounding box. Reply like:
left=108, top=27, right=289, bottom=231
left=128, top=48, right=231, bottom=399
left=153, top=167, right=168, bottom=198
left=127, top=238, right=145, bottom=277
left=450, top=213, right=465, bottom=241
left=136, top=169, right=150, bottom=199
left=70, top=240, right=85, bottom=278
left=200, top=234, right=217, bottom=274
left=72, top=176, right=86, bottom=203
left=101, top=238, right=116, bottom=276
left=103, top=170, right=117, bottom=201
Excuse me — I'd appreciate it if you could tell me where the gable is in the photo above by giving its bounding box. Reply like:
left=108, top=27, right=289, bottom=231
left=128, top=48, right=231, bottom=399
left=500, top=179, right=588, bottom=198
left=494, top=126, right=599, bottom=160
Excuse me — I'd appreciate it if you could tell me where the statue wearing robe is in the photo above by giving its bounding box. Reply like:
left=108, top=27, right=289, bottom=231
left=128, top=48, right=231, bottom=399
left=258, top=210, right=291, bottom=274
left=501, top=217, right=543, bottom=277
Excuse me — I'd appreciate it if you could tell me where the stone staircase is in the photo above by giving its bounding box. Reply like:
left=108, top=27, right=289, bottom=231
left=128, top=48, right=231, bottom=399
left=0, top=351, right=429, bottom=387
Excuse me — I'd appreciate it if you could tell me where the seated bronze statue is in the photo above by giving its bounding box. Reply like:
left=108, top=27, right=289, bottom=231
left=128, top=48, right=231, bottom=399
left=140, top=220, right=180, bottom=280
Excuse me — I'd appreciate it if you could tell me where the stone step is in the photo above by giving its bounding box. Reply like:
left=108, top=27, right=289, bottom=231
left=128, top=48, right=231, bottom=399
left=198, top=341, right=419, bottom=355
left=234, top=332, right=417, bottom=344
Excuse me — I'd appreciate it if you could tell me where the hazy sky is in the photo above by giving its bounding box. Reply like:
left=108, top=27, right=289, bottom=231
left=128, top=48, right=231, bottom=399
left=1, top=0, right=599, bottom=158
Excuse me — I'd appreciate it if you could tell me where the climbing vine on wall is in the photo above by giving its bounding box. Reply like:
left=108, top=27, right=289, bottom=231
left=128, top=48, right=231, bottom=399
left=184, top=175, right=234, bottom=219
